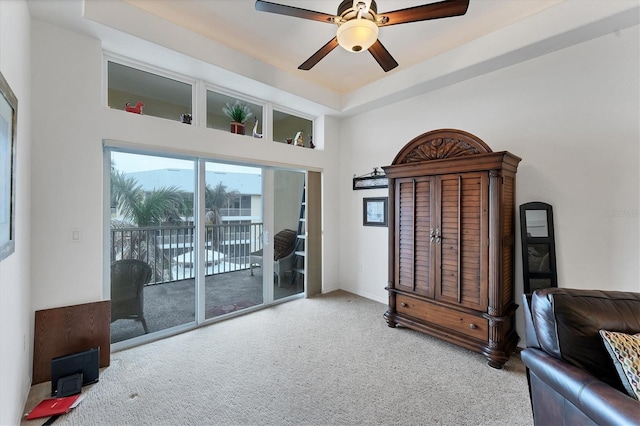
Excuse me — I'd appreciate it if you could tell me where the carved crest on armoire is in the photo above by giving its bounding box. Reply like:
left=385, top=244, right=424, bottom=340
left=383, top=129, right=521, bottom=368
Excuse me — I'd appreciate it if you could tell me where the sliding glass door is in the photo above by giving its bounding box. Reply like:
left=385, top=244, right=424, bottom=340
left=107, top=149, right=307, bottom=346
left=273, top=169, right=305, bottom=300
left=203, top=165, right=306, bottom=316
left=203, top=162, right=264, bottom=319
left=109, top=151, right=196, bottom=343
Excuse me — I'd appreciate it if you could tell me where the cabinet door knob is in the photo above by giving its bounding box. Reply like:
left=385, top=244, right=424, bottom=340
left=469, top=323, right=477, bottom=330
left=400, top=302, right=407, bottom=308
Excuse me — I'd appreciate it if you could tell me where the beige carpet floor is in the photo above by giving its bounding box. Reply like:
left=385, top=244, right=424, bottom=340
left=22, top=290, right=532, bottom=426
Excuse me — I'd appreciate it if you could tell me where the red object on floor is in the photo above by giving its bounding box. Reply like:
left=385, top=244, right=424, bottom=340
left=25, top=394, right=83, bottom=420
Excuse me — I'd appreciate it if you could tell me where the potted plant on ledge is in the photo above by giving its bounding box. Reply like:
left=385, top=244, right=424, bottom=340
left=222, top=100, right=253, bottom=135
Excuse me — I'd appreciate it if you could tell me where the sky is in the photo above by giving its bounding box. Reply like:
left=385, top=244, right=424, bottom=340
left=111, top=151, right=261, bottom=175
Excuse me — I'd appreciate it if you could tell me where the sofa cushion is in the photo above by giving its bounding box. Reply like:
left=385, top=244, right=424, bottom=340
left=600, top=330, right=640, bottom=400
left=531, top=288, right=640, bottom=392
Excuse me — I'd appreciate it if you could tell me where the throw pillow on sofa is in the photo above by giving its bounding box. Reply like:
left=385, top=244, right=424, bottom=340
left=599, top=329, right=640, bottom=400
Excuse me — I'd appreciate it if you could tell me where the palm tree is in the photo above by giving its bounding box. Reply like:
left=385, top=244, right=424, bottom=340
left=111, top=168, right=186, bottom=227
left=204, top=182, right=238, bottom=249
left=110, top=166, right=189, bottom=282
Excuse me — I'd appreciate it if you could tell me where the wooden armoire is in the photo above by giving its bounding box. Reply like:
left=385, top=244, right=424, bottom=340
left=382, top=129, right=521, bottom=368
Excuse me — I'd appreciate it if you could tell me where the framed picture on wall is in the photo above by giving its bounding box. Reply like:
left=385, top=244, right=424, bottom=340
left=0, top=70, right=17, bottom=262
left=353, top=167, right=388, bottom=190
left=363, top=197, right=388, bottom=227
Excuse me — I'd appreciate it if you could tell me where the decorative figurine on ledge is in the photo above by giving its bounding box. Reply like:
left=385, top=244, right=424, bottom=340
left=309, top=135, right=315, bottom=149
left=252, top=118, right=263, bottom=138
left=180, top=113, right=192, bottom=124
left=125, top=101, right=144, bottom=114
left=295, top=131, right=304, bottom=147
left=286, top=138, right=293, bottom=144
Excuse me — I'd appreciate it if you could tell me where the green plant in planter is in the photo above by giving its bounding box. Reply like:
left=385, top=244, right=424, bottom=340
left=222, top=100, right=253, bottom=124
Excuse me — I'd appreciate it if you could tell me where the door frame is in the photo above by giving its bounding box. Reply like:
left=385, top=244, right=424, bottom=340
left=104, top=144, right=312, bottom=351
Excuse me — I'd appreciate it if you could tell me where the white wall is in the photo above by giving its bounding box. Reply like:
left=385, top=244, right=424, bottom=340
left=339, top=26, right=640, bottom=341
left=0, top=1, right=32, bottom=424
left=8, top=5, right=638, bottom=422
left=319, top=114, right=342, bottom=293
left=31, top=21, right=106, bottom=308
left=29, top=20, right=342, bottom=311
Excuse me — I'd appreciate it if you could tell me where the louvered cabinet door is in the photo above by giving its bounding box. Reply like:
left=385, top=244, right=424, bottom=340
left=435, top=173, right=488, bottom=311
left=384, top=130, right=521, bottom=368
left=394, top=177, right=436, bottom=298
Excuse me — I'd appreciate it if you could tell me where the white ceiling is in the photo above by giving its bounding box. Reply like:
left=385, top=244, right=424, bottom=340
left=121, top=0, right=564, bottom=93
left=26, top=0, right=640, bottom=116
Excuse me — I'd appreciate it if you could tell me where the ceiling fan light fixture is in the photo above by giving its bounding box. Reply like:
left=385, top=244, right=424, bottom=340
left=336, top=18, right=379, bottom=52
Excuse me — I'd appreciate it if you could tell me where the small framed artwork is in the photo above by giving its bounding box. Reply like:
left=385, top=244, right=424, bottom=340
left=0, top=70, right=17, bottom=262
left=353, top=176, right=388, bottom=190
left=363, top=197, right=388, bottom=227
left=353, top=167, right=388, bottom=190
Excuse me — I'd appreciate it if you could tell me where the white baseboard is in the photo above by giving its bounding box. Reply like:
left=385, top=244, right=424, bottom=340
left=335, top=285, right=387, bottom=305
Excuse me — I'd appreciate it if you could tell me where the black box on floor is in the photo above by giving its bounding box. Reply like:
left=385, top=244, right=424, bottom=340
left=57, top=372, right=83, bottom=397
left=51, top=347, right=99, bottom=396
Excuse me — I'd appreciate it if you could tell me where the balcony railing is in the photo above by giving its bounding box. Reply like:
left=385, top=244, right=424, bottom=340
left=110, top=223, right=263, bottom=285
left=219, top=207, right=253, bottom=216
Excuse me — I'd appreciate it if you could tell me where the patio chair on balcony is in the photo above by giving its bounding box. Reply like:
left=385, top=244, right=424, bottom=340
left=110, top=259, right=153, bottom=333
left=250, top=228, right=297, bottom=287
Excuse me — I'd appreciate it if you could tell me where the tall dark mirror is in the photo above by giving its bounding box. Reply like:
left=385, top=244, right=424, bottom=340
left=520, top=202, right=558, bottom=294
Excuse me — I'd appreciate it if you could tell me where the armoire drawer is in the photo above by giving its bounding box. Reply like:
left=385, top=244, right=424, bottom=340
left=396, top=294, right=488, bottom=341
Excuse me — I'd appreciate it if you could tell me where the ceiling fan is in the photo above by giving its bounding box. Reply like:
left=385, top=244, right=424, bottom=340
left=255, top=0, right=470, bottom=72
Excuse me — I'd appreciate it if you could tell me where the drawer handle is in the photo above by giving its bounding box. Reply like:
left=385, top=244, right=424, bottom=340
left=400, top=302, right=407, bottom=308
left=469, top=323, right=477, bottom=330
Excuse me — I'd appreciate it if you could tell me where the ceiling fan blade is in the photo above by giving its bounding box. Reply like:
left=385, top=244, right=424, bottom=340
left=368, top=40, right=398, bottom=72
left=298, top=37, right=340, bottom=70
left=255, top=1, right=337, bottom=24
left=379, top=0, right=469, bottom=27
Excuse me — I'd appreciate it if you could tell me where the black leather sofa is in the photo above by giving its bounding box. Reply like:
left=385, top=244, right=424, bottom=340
left=521, top=288, right=640, bottom=425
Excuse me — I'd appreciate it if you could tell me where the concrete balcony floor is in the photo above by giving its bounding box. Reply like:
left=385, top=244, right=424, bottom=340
left=110, top=268, right=303, bottom=343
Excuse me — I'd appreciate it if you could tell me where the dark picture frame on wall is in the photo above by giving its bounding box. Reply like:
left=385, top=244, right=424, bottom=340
left=353, top=167, right=388, bottom=190
left=363, top=197, right=388, bottom=227
left=0, top=70, right=18, bottom=262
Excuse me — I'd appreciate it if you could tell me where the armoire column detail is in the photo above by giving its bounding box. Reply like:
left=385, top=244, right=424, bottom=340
left=383, top=129, right=521, bottom=368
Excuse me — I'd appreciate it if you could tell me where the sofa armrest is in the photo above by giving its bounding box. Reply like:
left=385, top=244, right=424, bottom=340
left=522, top=348, right=640, bottom=426
left=521, top=293, right=541, bottom=349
